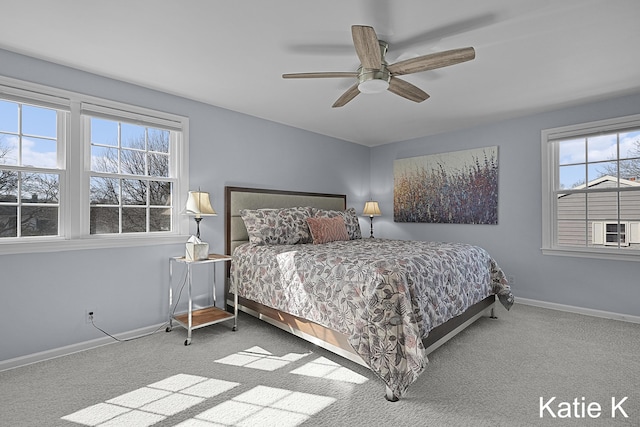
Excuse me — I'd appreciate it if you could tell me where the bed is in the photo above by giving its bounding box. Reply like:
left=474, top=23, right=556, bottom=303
left=225, top=186, right=514, bottom=401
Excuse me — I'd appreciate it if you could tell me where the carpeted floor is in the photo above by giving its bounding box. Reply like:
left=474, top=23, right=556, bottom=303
left=0, top=303, right=638, bottom=426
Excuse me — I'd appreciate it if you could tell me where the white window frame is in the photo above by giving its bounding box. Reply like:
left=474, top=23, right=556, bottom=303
left=82, top=103, right=180, bottom=236
left=0, top=76, right=190, bottom=255
left=541, top=113, right=640, bottom=262
left=0, top=92, right=67, bottom=239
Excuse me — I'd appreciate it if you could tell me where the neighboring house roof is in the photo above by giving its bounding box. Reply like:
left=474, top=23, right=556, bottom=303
left=572, top=175, right=640, bottom=189
left=558, top=175, right=640, bottom=199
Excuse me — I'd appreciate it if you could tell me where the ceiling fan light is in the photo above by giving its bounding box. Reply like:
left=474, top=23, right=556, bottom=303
left=357, top=67, right=391, bottom=94
left=358, top=79, right=389, bottom=94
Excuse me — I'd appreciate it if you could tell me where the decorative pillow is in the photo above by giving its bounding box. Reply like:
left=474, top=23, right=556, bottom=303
left=240, top=206, right=313, bottom=245
left=307, top=216, right=350, bottom=244
left=312, top=207, right=362, bottom=240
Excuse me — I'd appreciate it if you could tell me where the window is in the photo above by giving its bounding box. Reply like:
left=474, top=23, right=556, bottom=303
left=0, top=100, right=64, bottom=238
left=542, top=114, right=640, bottom=261
left=0, top=77, right=189, bottom=254
left=85, top=113, right=175, bottom=235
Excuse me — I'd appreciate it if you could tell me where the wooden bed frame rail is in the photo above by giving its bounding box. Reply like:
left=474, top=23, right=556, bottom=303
left=228, top=295, right=496, bottom=366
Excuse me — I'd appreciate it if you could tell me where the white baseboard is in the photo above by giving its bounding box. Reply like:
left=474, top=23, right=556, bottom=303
left=0, top=322, right=167, bottom=372
left=4, top=300, right=638, bottom=372
left=516, top=297, right=640, bottom=324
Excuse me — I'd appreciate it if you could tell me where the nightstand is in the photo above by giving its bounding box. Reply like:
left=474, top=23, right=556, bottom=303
left=167, top=253, right=236, bottom=345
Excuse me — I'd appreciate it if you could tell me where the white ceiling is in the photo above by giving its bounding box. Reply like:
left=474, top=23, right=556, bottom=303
left=2, top=0, right=640, bottom=147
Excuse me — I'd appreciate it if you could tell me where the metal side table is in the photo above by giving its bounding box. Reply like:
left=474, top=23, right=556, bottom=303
left=167, top=253, right=236, bottom=345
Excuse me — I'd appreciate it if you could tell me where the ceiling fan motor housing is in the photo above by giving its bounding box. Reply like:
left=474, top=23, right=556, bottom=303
left=357, top=41, right=390, bottom=93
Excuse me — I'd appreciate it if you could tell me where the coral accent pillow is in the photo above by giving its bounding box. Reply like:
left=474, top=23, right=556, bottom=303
left=312, top=207, right=362, bottom=240
left=307, top=216, right=350, bottom=244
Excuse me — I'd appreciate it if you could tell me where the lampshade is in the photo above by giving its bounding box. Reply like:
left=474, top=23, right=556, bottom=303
left=184, top=191, right=217, bottom=218
left=363, top=201, right=381, bottom=217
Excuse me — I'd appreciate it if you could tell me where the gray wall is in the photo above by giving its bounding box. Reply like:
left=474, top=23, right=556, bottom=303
left=1, top=46, right=638, bottom=365
left=0, top=49, right=370, bottom=362
left=370, top=91, right=640, bottom=318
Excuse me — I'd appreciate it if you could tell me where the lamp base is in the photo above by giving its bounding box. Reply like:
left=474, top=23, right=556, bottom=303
left=194, top=217, right=202, bottom=239
left=369, top=216, right=375, bottom=238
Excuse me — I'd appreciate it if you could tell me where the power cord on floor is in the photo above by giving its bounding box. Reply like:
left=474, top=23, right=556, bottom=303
left=89, top=314, right=169, bottom=342
left=89, top=266, right=189, bottom=342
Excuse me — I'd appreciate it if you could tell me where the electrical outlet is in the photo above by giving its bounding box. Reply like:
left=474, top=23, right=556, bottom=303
left=508, top=275, right=516, bottom=285
left=85, top=310, right=94, bottom=324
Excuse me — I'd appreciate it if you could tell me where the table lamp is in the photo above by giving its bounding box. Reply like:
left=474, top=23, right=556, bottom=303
left=184, top=190, right=217, bottom=240
left=363, top=201, right=381, bottom=238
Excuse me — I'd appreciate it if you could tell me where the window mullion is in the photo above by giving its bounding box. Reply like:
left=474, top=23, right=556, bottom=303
left=65, top=101, right=84, bottom=239
left=146, top=180, right=151, bottom=233
left=616, top=133, right=621, bottom=249
left=584, top=137, right=589, bottom=248
left=56, top=110, right=68, bottom=238
left=118, top=177, right=123, bottom=234
left=90, top=171, right=175, bottom=183
left=17, top=104, right=23, bottom=166
left=16, top=171, right=22, bottom=237
left=551, top=140, right=560, bottom=248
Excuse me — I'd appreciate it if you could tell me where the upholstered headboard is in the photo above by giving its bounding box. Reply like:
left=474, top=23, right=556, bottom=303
left=224, top=186, right=347, bottom=257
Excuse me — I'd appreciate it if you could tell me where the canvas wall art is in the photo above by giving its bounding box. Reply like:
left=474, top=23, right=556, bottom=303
left=394, top=146, right=499, bottom=224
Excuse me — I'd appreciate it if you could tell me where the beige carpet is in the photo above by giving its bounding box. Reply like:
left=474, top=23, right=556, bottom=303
left=0, top=303, right=638, bottom=426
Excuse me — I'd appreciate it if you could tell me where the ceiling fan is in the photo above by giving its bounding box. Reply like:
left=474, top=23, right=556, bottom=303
left=282, top=25, right=476, bottom=108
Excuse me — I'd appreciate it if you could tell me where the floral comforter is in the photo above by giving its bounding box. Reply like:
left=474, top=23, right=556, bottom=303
left=230, top=238, right=514, bottom=398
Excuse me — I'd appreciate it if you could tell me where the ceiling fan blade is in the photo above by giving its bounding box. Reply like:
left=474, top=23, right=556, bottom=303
left=332, top=84, right=360, bottom=108
left=282, top=72, right=358, bottom=79
left=391, top=14, right=495, bottom=51
left=388, top=47, right=475, bottom=75
left=351, top=25, right=381, bottom=69
left=388, top=77, right=430, bottom=103
left=362, top=0, right=393, bottom=38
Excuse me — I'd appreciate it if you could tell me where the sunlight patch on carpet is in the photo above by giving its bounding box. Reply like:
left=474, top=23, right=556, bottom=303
left=61, top=403, right=131, bottom=426
left=290, top=356, right=369, bottom=384
left=214, top=346, right=309, bottom=371
left=61, top=349, right=360, bottom=426
left=61, top=374, right=240, bottom=426
left=182, top=385, right=336, bottom=427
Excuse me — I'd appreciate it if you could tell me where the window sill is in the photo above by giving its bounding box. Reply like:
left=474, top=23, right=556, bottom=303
left=542, top=247, right=640, bottom=262
left=0, top=234, right=191, bottom=256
